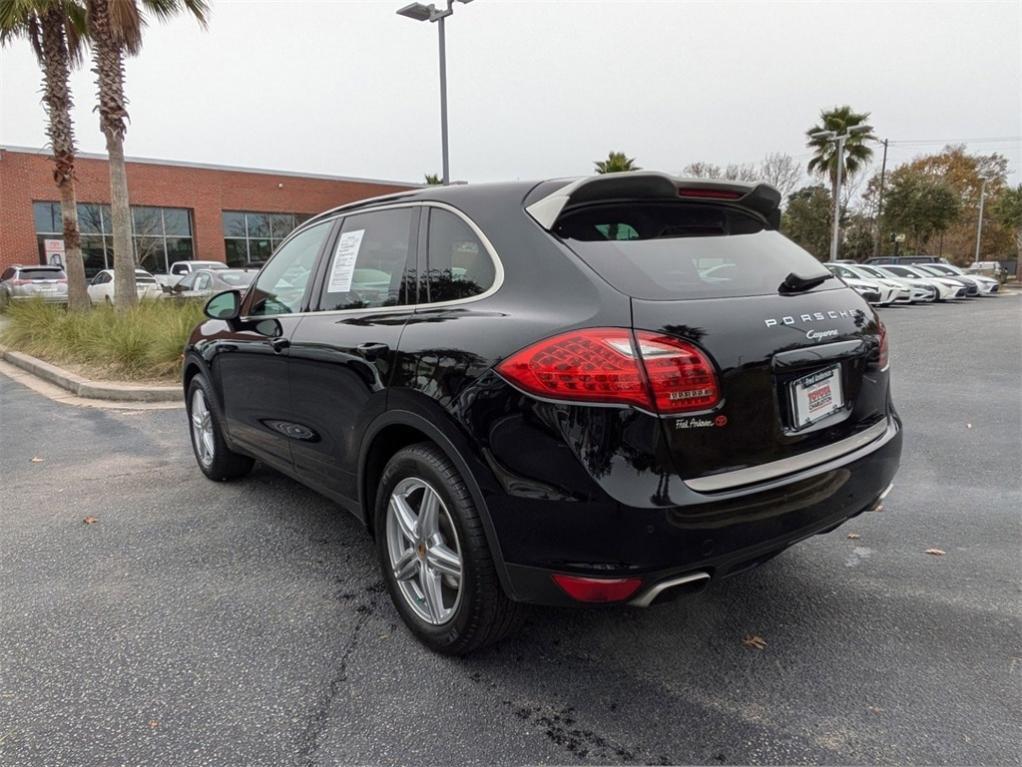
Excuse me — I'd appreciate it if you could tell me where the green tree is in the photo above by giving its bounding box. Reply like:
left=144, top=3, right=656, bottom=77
left=424, top=173, right=442, bottom=185
left=594, top=151, right=639, bottom=174
left=781, top=185, right=832, bottom=260
left=990, top=184, right=1021, bottom=258
left=85, top=0, right=208, bottom=309
left=1, top=0, right=90, bottom=311
left=881, top=170, right=960, bottom=253
left=806, top=106, right=875, bottom=228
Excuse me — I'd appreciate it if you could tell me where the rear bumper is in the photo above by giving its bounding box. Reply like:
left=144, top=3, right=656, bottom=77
left=499, top=415, right=902, bottom=606
left=10, top=294, right=68, bottom=304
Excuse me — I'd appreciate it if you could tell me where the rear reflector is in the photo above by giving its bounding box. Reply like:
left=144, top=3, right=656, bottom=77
left=677, top=187, right=744, bottom=200
left=496, top=328, right=720, bottom=414
left=552, top=574, right=643, bottom=603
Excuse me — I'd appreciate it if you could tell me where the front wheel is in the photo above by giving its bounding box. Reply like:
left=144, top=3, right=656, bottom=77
left=375, top=443, right=524, bottom=655
left=186, top=375, right=254, bottom=481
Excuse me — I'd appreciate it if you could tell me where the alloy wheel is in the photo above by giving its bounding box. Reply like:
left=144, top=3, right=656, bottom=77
left=385, top=477, right=463, bottom=625
left=190, top=389, right=215, bottom=468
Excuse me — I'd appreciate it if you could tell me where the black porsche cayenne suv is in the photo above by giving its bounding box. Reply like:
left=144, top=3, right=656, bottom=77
left=184, top=172, right=901, bottom=654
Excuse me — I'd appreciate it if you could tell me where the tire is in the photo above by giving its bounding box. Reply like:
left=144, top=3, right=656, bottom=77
left=186, top=375, right=254, bottom=481
left=375, top=443, right=524, bottom=655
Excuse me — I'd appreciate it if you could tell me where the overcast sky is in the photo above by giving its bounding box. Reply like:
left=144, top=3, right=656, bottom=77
left=2, top=0, right=1019, bottom=187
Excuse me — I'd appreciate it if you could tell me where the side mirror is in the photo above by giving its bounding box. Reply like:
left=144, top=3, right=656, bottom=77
left=204, top=289, right=241, bottom=321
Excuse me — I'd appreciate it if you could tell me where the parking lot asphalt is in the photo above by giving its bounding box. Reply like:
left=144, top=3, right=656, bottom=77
left=1, top=296, right=1020, bottom=766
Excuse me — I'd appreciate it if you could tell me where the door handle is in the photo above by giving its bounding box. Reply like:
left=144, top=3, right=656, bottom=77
left=269, top=337, right=290, bottom=353
left=356, top=342, right=390, bottom=361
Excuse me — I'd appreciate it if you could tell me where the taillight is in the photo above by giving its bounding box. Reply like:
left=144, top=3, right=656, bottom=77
left=876, top=322, right=889, bottom=369
left=10, top=279, right=27, bottom=286
left=634, top=331, right=720, bottom=413
left=496, top=328, right=720, bottom=414
left=552, top=573, right=643, bottom=603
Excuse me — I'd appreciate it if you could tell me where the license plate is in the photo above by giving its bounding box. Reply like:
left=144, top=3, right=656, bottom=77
left=789, top=364, right=843, bottom=428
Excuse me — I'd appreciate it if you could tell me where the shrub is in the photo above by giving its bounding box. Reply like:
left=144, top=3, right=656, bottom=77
left=0, top=299, right=205, bottom=381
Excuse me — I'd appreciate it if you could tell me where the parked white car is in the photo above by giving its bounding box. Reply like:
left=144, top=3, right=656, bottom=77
left=829, top=263, right=915, bottom=303
left=87, top=269, right=164, bottom=304
left=824, top=264, right=902, bottom=305
left=918, top=263, right=999, bottom=295
left=878, top=265, right=967, bottom=301
left=155, top=260, right=229, bottom=289
left=856, top=265, right=936, bottom=302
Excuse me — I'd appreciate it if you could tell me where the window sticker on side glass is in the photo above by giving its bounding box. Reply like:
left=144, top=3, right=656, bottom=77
left=327, top=229, right=365, bottom=293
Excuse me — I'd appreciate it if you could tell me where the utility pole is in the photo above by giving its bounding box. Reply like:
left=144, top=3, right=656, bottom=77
left=974, top=178, right=988, bottom=264
left=873, top=138, right=888, bottom=258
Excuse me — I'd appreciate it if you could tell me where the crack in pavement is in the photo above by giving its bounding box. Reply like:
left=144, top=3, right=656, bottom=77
left=294, top=582, right=386, bottom=767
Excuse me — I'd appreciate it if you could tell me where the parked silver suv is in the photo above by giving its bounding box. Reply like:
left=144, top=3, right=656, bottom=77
left=0, top=265, right=69, bottom=310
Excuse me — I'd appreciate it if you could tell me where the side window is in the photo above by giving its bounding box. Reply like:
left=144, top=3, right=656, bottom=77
left=1, top=268, right=13, bottom=281
left=194, top=273, right=212, bottom=291
left=172, top=263, right=188, bottom=275
left=317, top=208, right=415, bottom=311
left=836, top=266, right=855, bottom=279
left=423, top=208, right=495, bottom=303
left=248, top=222, right=330, bottom=316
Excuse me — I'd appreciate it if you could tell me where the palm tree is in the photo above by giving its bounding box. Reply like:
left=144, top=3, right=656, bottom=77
left=1, top=0, right=91, bottom=311
left=806, top=106, right=876, bottom=215
left=424, top=173, right=442, bottom=185
left=85, top=0, right=208, bottom=309
left=594, top=151, right=640, bottom=174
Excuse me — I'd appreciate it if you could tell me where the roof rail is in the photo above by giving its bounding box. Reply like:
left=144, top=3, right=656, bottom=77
left=300, top=189, right=419, bottom=228
left=525, top=171, right=782, bottom=230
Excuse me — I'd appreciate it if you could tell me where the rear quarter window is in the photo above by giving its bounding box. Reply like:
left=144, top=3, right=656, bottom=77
left=554, top=202, right=835, bottom=300
left=19, top=269, right=65, bottom=280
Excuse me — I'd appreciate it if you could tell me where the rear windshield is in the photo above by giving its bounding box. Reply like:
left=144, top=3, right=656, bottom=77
left=555, top=202, right=835, bottom=300
left=19, top=269, right=65, bottom=281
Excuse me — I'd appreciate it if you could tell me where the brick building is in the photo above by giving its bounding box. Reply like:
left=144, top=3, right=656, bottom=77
left=0, top=146, right=414, bottom=277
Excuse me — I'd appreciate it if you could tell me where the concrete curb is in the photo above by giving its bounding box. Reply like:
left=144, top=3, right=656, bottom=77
left=0, top=349, right=181, bottom=402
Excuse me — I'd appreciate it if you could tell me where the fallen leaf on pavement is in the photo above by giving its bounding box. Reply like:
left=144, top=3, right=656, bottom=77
left=966, top=423, right=972, bottom=429
left=925, top=548, right=945, bottom=556
left=742, top=634, right=767, bottom=650
left=148, top=720, right=159, bottom=729
left=82, top=516, right=99, bottom=525
left=30, top=456, right=44, bottom=463
left=847, top=533, right=861, bottom=539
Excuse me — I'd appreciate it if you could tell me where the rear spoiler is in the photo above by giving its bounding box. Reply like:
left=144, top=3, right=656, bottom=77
left=525, top=171, right=782, bottom=231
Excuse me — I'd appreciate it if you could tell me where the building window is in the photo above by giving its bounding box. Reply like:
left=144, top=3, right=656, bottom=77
left=31, top=201, right=194, bottom=278
left=223, top=211, right=309, bottom=267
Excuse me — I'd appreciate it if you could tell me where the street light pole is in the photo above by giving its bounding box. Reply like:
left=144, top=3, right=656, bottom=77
left=810, top=124, right=873, bottom=262
left=437, top=13, right=449, bottom=184
left=830, top=133, right=846, bottom=262
left=974, top=178, right=988, bottom=265
left=397, top=0, right=474, bottom=186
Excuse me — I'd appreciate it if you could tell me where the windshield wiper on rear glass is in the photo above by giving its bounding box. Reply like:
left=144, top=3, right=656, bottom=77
left=779, top=272, right=834, bottom=294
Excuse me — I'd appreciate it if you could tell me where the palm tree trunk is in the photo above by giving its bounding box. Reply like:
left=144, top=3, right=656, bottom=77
left=88, top=0, right=137, bottom=310
left=38, top=8, right=89, bottom=312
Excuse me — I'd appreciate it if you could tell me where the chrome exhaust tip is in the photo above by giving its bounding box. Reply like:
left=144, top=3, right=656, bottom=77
left=870, top=482, right=895, bottom=512
left=629, top=571, right=711, bottom=608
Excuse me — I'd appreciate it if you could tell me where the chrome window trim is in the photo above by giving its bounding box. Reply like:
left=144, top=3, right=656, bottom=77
left=240, top=200, right=504, bottom=322
left=684, top=418, right=891, bottom=493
